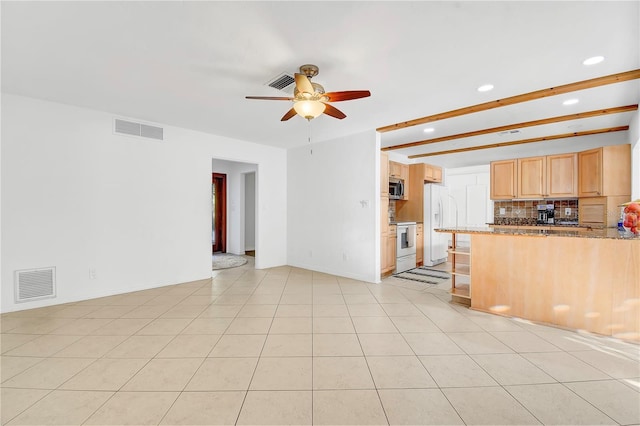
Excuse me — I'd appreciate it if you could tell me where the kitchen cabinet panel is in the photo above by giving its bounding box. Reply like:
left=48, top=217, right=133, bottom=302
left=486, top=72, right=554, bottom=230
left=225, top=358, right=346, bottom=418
left=381, top=152, right=389, bottom=196
left=547, top=153, right=578, bottom=198
left=578, top=148, right=602, bottom=196
left=380, top=196, right=396, bottom=276
left=490, top=160, right=517, bottom=200
left=425, top=164, right=442, bottom=183
left=389, top=161, right=408, bottom=180
left=578, top=145, right=630, bottom=197
left=516, top=153, right=578, bottom=199
left=384, top=225, right=397, bottom=275
left=381, top=196, right=389, bottom=235
left=517, top=156, right=545, bottom=199
left=396, top=164, right=424, bottom=222
left=578, top=196, right=629, bottom=228
left=497, top=153, right=579, bottom=200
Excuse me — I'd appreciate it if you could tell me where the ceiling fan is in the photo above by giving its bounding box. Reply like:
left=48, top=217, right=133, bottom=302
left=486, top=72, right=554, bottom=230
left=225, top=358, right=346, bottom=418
left=246, top=64, right=371, bottom=121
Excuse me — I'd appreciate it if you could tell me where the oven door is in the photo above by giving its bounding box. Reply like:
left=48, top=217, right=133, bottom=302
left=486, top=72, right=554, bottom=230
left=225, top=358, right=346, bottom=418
left=396, top=224, right=416, bottom=257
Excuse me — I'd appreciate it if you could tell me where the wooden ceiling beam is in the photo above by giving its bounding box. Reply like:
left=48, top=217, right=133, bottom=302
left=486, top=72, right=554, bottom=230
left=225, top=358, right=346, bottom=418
left=407, top=126, right=629, bottom=159
left=382, top=104, right=638, bottom=151
left=376, top=69, right=640, bottom=133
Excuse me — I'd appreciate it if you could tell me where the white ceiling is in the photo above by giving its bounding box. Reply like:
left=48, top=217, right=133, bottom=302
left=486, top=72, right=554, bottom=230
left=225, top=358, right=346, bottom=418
left=2, top=1, right=639, bottom=168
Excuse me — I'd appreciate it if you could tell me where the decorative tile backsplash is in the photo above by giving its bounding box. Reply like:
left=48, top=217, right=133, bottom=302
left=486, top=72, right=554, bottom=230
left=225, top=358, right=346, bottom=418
left=493, top=199, right=579, bottom=225
left=389, top=199, right=397, bottom=222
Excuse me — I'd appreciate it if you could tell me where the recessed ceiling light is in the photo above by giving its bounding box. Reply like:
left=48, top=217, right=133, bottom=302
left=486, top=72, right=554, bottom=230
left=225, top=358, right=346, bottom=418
left=563, top=99, right=579, bottom=106
left=423, top=127, right=435, bottom=133
left=477, top=84, right=494, bottom=92
left=583, top=56, right=604, bottom=66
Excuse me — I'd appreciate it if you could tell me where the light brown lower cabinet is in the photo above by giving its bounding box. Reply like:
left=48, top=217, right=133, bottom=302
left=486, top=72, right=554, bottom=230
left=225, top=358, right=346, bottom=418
left=382, top=226, right=397, bottom=275
left=470, top=232, right=640, bottom=341
left=579, top=196, right=629, bottom=228
left=381, top=222, right=396, bottom=276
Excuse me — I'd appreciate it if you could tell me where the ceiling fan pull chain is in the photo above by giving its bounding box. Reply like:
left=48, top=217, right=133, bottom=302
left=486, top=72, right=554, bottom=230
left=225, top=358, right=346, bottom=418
left=308, top=120, right=314, bottom=155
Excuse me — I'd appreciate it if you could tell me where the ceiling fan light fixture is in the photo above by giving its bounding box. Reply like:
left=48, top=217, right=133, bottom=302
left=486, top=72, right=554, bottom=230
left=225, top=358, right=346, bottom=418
left=583, top=56, right=604, bottom=66
left=293, top=100, right=326, bottom=120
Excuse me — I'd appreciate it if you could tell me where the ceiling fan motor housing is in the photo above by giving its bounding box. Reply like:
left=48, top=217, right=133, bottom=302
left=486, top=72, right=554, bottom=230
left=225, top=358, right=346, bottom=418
left=299, top=64, right=319, bottom=78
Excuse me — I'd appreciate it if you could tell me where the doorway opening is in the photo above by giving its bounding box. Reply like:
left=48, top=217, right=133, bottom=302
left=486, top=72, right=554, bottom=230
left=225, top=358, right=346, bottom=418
left=211, top=158, right=258, bottom=266
left=212, top=172, right=227, bottom=253
left=244, top=171, right=256, bottom=257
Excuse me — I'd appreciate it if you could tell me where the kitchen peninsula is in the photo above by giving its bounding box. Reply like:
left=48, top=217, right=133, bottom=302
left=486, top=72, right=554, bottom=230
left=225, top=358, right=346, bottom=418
left=436, top=226, right=640, bottom=342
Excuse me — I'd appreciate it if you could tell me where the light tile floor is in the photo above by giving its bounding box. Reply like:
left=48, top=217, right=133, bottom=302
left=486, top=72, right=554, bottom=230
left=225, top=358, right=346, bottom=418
left=1, top=257, right=639, bottom=425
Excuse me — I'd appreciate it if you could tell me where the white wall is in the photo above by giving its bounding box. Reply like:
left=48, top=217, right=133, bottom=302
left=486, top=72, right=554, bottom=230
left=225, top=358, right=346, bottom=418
left=287, top=130, right=378, bottom=283
left=245, top=172, right=256, bottom=251
left=629, top=110, right=640, bottom=200
left=1, top=94, right=287, bottom=313
left=442, top=165, right=492, bottom=245
left=211, top=159, right=258, bottom=255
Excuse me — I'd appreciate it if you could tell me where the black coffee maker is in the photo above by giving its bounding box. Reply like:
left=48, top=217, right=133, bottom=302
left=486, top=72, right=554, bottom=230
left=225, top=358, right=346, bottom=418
left=537, top=204, right=555, bottom=224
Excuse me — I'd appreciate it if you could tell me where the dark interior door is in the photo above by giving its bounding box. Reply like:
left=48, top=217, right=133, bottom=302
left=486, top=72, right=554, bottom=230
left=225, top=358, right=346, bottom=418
left=212, top=173, right=227, bottom=253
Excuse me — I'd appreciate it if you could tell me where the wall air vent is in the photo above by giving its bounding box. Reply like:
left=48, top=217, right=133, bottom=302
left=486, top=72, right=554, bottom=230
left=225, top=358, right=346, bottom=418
left=114, top=119, right=163, bottom=140
left=266, top=72, right=295, bottom=92
left=15, top=267, right=56, bottom=303
left=498, top=129, right=521, bottom=136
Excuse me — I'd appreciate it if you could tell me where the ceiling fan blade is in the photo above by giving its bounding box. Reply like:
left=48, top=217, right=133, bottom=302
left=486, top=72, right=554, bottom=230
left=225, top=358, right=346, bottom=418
left=294, top=73, right=314, bottom=94
left=280, top=108, right=297, bottom=121
left=323, top=103, right=347, bottom=120
left=323, top=90, right=371, bottom=102
left=246, top=96, right=294, bottom=101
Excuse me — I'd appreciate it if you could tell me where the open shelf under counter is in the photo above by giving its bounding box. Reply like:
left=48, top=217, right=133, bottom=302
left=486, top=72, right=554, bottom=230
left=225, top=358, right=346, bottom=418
left=450, top=283, right=470, bottom=299
left=451, top=264, right=470, bottom=277
left=448, top=246, right=470, bottom=256
left=445, top=231, right=471, bottom=306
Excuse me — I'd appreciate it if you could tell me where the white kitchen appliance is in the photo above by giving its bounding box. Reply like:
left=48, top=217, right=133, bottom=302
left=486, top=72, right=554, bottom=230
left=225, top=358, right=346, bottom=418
left=423, top=184, right=454, bottom=266
left=395, top=221, right=417, bottom=273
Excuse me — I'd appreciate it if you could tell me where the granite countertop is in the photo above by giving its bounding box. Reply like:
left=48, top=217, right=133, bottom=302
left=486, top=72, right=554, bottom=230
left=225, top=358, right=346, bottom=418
left=486, top=222, right=588, bottom=228
left=435, top=226, right=640, bottom=240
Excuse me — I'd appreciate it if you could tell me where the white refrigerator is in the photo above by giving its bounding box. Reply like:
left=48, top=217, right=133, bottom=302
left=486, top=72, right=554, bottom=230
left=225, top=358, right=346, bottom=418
left=423, top=183, right=454, bottom=266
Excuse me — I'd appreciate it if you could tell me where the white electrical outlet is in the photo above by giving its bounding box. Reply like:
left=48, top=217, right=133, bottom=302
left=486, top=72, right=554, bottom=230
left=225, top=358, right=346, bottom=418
left=500, top=208, right=506, bottom=215
left=565, top=207, right=571, bottom=215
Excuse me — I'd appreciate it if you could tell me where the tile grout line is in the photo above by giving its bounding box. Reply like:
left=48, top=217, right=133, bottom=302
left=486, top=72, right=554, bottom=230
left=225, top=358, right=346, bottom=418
left=231, top=261, right=289, bottom=425
left=346, top=284, right=391, bottom=425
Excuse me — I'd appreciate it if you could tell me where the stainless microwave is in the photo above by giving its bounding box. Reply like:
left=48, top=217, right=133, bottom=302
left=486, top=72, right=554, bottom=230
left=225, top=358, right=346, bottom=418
left=389, top=178, right=405, bottom=199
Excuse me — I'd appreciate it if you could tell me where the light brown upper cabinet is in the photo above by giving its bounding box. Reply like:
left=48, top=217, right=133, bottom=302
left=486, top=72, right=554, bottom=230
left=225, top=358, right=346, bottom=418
left=517, top=156, right=545, bottom=199
left=424, top=164, right=443, bottom=183
left=517, top=153, right=578, bottom=199
left=381, top=152, right=389, bottom=196
left=389, top=161, right=409, bottom=200
left=389, top=161, right=408, bottom=181
left=490, top=159, right=517, bottom=200
left=410, top=163, right=443, bottom=183
left=546, top=153, right=578, bottom=198
left=578, top=145, right=631, bottom=197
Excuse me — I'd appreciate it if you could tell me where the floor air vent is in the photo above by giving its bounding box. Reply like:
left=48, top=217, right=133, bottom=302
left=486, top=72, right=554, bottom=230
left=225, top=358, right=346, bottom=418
left=266, top=73, right=295, bottom=92
left=114, top=119, right=164, bottom=140
left=15, top=267, right=56, bottom=303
